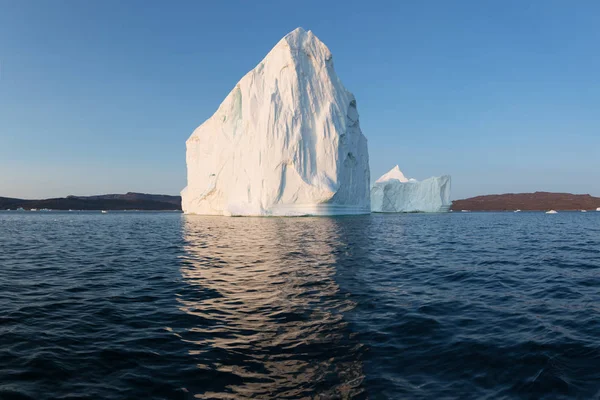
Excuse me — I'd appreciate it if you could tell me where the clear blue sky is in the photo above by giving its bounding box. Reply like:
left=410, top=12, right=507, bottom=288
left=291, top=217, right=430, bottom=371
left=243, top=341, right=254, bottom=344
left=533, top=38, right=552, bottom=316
left=1, top=0, right=599, bottom=199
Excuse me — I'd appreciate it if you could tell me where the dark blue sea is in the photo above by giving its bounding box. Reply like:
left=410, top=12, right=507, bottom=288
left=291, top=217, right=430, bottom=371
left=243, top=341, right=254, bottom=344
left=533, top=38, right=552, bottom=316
left=1, top=211, right=599, bottom=399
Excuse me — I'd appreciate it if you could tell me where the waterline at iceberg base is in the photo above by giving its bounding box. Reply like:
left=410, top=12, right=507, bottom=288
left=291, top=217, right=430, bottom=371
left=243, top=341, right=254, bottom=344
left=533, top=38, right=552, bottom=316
left=181, top=27, right=370, bottom=216
left=371, top=166, right=451, bottom=213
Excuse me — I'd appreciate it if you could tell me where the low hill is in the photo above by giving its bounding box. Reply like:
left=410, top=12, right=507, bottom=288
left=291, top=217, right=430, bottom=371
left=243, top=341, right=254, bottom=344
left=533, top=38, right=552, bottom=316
left=0, top=193, right=181, bottom=211
left=451, top=192, right=600, bottom=211
left=66, top=192, right=181, bottom=206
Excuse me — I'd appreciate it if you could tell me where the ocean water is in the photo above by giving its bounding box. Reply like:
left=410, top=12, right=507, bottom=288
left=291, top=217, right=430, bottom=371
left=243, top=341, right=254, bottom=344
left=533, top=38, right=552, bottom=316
left=1, top=211, right=599, bottom=399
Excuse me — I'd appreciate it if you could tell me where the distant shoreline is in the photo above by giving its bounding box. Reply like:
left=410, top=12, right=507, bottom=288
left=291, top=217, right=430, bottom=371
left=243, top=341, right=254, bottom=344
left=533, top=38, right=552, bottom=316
left=0, top=192, right=182, bottom=211
left=3, top=191, right=599, bottom=213
left=451, top=192, right=600, bottom=212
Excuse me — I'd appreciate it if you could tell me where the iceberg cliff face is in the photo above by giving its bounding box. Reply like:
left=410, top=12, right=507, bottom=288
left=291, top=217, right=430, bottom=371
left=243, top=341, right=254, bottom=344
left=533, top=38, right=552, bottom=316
left=371, top=166, right=451, bottom=213
left=181, top=28, right=370, bottom=216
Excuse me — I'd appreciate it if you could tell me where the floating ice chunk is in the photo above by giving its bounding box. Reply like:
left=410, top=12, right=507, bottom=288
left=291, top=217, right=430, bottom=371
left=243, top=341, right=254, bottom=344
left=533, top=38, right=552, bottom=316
left=371, top=166, right=451, bottom=213
left=181, top=28, right=370, bottom=216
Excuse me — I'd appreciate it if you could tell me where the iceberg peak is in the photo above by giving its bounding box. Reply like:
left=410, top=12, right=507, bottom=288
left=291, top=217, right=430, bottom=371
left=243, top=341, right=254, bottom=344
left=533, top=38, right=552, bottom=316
left=283, top=26, right=308, bottom=40
left=376, top=165, right=410, bottom=183
left=280, top=27, right=319, bottom=49
left=262, top=27, right=334, bottom=71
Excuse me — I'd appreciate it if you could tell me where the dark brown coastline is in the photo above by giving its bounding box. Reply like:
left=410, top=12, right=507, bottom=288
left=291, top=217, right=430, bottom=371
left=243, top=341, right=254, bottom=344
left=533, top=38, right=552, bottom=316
left=451, top=192, right=600, bottom=211
left=0, top=192, right=182, bottom=211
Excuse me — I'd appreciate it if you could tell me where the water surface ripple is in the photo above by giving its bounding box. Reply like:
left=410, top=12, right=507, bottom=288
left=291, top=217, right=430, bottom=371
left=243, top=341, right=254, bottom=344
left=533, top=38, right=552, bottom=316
left=1, top=211, right=599, bottom=399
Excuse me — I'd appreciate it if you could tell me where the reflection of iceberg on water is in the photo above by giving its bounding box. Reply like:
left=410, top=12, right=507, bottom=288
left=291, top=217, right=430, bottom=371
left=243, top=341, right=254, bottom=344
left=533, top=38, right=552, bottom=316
left=177, top=216, right=365, bottom=398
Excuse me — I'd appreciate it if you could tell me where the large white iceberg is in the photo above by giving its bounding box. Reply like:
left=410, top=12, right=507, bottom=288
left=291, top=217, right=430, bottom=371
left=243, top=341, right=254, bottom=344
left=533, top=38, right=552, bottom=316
left=181, top=28, right=370, bottom=216
left=371, top=166, right=451, bottom=213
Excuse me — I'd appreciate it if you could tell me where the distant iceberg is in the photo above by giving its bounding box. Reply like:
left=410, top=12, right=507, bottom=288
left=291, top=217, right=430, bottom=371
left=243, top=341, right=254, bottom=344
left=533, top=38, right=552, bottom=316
left=371, top=166, right=451, bottom=213
left=181, top=28, right=370, bottom=216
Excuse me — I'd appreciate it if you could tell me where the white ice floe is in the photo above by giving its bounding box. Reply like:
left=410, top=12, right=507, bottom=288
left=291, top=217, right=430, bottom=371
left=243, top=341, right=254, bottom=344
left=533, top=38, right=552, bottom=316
left=371, top=166, right=451, bottom=213
left=181, top=28, right=370, bottom=216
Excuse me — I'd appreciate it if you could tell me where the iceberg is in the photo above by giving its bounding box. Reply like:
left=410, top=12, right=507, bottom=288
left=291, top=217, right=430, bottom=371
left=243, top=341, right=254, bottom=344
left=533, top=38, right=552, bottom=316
left=371, top=166, right=451, bottom=213
left=181, top=28, right=370, bottom=216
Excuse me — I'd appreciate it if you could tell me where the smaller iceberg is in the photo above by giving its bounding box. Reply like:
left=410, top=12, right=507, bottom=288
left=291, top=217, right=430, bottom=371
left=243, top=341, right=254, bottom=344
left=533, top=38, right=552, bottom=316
left=546, top=210, right=558, bottom=214
left=597, top=207, right=600, bottom=212
left=371, top=166, right=451, bottom=213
